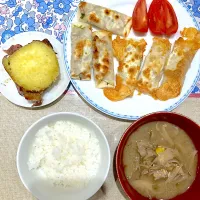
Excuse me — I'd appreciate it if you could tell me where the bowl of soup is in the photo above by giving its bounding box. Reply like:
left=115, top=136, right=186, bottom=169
left=116, top=112, right=200, bottom=200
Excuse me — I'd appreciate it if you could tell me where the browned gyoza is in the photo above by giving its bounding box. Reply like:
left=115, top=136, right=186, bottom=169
left=70, top=22, right=93, bottom=80
left=92, top=31, right=115, bottom=88
left=78, top=1, right=132, bottom=37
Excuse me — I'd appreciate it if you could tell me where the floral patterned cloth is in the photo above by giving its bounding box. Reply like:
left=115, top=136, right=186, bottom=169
left=0, top=0, right=200, bottom=96
left=0, top=0, right=79, bottom=43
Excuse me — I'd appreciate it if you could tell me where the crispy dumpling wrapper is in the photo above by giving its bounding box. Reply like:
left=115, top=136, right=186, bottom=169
left=156, top=28, right=200, bottom=100
left=137, top=37, right=172, bottom=96
left=92, top=30, right=115, bottom=88
left=113, top=36, right=147, bottom=93
left=103, top=75, right=132, bottom=101
left=78, top=1, right=132, bottom=37
left=71, top=22, right=93, bottom=80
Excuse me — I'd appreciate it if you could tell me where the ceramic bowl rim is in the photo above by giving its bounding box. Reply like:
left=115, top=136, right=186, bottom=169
left=116, top=111, right=200, bottom=200
left=16, top=112, right=111, bottom=200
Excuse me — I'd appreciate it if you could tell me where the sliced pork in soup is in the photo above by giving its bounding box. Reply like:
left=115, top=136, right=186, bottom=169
left=123, top=121, right=198, bottom=200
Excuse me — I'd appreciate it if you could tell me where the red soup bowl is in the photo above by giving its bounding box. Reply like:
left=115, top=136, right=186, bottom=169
left=116, top=112, right=200, bottom=200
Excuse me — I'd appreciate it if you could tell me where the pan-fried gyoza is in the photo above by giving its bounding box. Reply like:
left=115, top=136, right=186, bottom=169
left=137, top=38, right=171, bottom=96
left=70, top=22, right=93, bottom=80
left=156, top=28, right=200, bottom=100
left=78, top=1, right=132, bottom=37
left=104, top=36, right=147, bottom=101
left=92, top=31, right=115, bottom=88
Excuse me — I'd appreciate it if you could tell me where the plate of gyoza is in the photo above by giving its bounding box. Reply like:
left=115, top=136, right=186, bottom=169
left=64, top=0, right=200, bottom=120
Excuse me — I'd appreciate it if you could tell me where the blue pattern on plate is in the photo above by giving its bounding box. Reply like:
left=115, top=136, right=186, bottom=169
left=0, top=0, right=200, bottom=118
left=192, top=0, right=200, bottom=18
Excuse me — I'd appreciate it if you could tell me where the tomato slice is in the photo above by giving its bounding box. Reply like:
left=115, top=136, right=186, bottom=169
left=148, top=0, right=178, bottom=35
left=132, top=0, right=148, bottom=33
left=148, top=0, right=166, bottom=35
left=165, top=0, right=178, bottom=35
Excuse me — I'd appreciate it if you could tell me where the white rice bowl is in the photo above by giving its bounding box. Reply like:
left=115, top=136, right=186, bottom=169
left=17, top=112, right=110, bottom=200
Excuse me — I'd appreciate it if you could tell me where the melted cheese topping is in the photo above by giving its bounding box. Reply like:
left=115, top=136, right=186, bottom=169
left=103, top=75, right=133, bottom=101
left=78, top=1, right=132, bottom=37
left=113, top=36, right=147, bottom=92
left=156, top=33, right=200, bottom=100
left=137, top=37, right=171, bottom=94
left=164, top=51, right=183, bottom=71
left=92, top=31, right=115, bottom=88
left=71, top=22, right=92, bottom=80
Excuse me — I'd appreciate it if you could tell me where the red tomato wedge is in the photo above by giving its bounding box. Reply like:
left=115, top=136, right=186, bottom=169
left=165, top=0, right=178, bottom=35
left=132, top=0, right=148, bottom=33
left=148, top=0, right=178, bottom=35
left=148, top=0, right=166, bottom=34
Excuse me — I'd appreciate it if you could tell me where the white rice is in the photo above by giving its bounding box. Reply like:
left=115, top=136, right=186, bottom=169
left=27, top=120, right=100, bottom=188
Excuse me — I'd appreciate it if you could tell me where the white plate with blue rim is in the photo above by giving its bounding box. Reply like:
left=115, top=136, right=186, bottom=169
left=63, top=0, right=200, bottom=120
left=0, top=0, right=76, bottom=107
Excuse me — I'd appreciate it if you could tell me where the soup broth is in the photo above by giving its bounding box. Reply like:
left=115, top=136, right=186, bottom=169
left=123, top=121, right=198, bottom=200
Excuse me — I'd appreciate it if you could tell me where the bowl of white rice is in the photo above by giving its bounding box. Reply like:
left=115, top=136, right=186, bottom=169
left=17, top=112, right=110, bottom=200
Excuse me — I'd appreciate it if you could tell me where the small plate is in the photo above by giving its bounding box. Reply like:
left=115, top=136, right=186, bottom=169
left=0, top=31, right=70, bottom=107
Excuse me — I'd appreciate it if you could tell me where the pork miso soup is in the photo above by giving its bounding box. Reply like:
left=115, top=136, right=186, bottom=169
left=123, top=121, right=198, bottom=200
